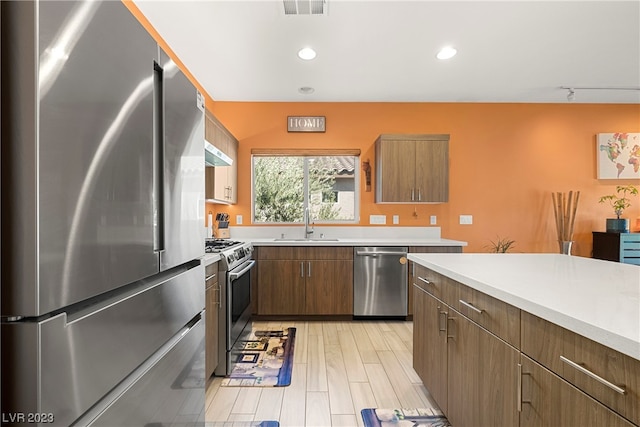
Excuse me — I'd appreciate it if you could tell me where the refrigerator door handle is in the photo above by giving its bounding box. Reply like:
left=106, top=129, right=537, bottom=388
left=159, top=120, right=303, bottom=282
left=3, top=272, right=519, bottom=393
left=152, top=61, right=165, bottom=253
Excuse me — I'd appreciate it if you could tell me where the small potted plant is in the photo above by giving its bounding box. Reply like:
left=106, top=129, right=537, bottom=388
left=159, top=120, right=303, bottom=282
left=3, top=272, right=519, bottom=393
left=598, top=184, right=638, bottom=233
left=485, top=236, right=516, bottom=253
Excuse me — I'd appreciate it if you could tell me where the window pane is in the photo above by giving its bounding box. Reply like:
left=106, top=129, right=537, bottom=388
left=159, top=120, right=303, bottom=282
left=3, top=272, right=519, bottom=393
left=253, top=155, right=358, bottom=224
left=308, top=156, right=356, bottom=221
left=253, top=157, right=304, bottom=222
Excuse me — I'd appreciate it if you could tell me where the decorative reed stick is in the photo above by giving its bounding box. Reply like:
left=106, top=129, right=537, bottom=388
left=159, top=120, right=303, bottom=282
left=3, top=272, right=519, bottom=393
left=552, top=191, right=580, bottom=252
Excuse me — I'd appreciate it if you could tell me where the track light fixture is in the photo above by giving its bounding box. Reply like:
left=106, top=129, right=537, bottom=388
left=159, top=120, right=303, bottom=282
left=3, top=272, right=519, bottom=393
left=560, top=85, right=640, bottom=102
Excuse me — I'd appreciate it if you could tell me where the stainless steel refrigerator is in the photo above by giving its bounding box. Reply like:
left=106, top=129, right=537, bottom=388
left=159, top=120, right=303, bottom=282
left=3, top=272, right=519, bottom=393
left=1, top=1, right=206, bottom=425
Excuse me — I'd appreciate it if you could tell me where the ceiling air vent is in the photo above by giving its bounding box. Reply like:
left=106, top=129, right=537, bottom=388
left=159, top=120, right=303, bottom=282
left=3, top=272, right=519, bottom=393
left=283, top=0, right=326, bottom=15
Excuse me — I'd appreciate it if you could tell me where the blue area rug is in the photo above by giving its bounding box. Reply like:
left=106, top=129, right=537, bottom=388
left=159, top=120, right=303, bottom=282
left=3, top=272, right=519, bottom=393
left=221, top=328, right=295, bottom=387
left=361, top=408, right=451, bottom=427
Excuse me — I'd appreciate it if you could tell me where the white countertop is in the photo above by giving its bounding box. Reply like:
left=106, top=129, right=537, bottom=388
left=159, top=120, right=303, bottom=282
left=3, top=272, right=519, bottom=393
left=201, top=253, right=221, bottom=266
left=407, top=253, right=640, bottom=361
left=249, top=237, right=466, bottom=247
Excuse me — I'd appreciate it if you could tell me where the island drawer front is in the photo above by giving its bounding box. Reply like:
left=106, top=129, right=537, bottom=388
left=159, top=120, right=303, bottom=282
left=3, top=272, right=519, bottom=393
left=457, top=288, right=520, bottom=348
left=413, top=265, right=459, bottom=307
left=522, top=311, right=640, bottom=425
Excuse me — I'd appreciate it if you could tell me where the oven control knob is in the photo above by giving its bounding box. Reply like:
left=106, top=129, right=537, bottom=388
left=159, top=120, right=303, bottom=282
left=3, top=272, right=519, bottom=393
left=228, top=254, right=235, bottom=263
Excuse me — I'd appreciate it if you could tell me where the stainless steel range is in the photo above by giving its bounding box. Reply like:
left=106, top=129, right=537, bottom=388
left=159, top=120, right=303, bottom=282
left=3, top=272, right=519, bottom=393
left=207, top=239, right=255, bottom=376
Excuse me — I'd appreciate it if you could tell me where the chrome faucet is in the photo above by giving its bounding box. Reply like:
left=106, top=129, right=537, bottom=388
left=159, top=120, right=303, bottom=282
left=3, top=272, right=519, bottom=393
left=305, top=208, right=314, bottom=238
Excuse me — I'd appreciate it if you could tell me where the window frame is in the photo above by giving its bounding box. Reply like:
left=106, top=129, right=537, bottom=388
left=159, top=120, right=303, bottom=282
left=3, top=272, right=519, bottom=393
left=251, top=150, right=360, bottom=225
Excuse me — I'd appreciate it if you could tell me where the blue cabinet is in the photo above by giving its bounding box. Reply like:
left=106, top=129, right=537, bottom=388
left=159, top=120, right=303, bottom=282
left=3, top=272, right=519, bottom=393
left=592, top=232, right=640, bottom=265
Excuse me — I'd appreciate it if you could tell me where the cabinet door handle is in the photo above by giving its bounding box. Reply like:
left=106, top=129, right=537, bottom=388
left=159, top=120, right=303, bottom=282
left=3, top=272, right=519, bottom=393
left=417, top=277, right=431, bottom=286
left=215, top=284, right=221, bottom=308
left=446, top=315, right=455, bottom=341
left=300, top=262, right=304, bottom=278
left=517, top=363, right=532, bottom=412
left=308, top=261, right=311, bottom=277
left=459, top=299, right=484, bottom=314
left=438, top=309, right=447, bottom=332
left=411, top=188, right=415, bottom=201
left=560, top=355, right=626, bottom=395
left=517, top=363, right=522, bottom=412
left=418, top=188, right=422, bottom=201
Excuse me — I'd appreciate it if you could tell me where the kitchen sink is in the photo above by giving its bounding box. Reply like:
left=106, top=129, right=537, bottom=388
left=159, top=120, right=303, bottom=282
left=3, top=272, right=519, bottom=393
left=272, top=238, right=339, bottom=242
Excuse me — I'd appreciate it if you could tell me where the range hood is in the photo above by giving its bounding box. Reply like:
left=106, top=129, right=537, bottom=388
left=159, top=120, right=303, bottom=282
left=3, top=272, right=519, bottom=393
left=204, top=140, right=233, bottom=167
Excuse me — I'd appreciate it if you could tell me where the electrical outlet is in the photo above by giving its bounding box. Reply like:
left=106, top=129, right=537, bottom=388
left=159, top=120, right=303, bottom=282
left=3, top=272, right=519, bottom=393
left=236, top=215, right=243, bottom=225
left=430, top=215, right=437, bottom=225
left=369, top=215, right=386, bottom=225
left=393, top=215, right=399, bottom=224
left=459, top=215, right=473, bottom=225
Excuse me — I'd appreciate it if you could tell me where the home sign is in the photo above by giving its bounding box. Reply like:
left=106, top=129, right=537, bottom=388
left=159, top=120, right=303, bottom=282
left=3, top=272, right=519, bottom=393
left=287, top=116, right=326, bottom=132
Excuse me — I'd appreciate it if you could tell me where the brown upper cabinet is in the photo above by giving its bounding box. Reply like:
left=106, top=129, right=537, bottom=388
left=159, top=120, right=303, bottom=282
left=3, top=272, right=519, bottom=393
left=205, top=111, right=238, bottom=204
left=375, top=134, right=449, bottom=203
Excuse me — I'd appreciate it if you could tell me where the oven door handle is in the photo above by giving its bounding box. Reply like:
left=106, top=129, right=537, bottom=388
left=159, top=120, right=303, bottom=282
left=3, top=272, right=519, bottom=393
left=228, top=260, right=256, bottom=280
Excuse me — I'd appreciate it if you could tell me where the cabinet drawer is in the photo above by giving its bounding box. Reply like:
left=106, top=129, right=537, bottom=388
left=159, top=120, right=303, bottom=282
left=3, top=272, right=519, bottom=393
left=563, top=330, right=640, bottom=425
left=521, top=311, right=565, bottom=374
left=413, top=265, right=458, bottom=307
left=205, top=261, right=218, bottom=280
left=257, top=246, right=306, bottom=260
left=305, top=246, right=353, bottom=260
left=522, top=311, right=640, bottom=425
left=457, top=288, right=520, bottom=347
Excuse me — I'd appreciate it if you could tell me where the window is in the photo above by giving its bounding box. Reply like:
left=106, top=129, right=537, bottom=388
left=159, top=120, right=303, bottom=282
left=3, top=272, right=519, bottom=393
left=252, top=153, right=359, bottom=224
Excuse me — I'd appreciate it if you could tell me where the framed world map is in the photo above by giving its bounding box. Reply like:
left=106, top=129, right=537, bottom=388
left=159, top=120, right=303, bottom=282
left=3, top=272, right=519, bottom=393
left=597, top=133, right=640, bottom=179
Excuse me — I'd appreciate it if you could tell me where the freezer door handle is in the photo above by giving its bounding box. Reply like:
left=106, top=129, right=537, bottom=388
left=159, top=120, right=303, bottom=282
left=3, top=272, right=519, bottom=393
left=152, top=61, right=165, bottom=253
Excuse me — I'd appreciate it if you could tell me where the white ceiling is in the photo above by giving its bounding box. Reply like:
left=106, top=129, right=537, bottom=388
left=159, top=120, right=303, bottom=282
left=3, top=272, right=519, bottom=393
left=133, top=0, right=640, bottom=103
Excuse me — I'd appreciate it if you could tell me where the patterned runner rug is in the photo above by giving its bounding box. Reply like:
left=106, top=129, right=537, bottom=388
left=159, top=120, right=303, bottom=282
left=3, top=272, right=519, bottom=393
left=361, top=408, right=451, bottom=427
left=221, top=328, right=295, bottom=387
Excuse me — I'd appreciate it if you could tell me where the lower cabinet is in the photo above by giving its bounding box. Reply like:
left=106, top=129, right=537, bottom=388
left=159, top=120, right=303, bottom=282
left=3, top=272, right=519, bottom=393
left=413, top=266, right=638, bottom=427
left=447, top=309, right=519, bottom=427
left=414, top=283, right=519, bottom=427
left=257, top=247, right=353, bottom=315
left=205, top=261, right=219, bottom=380
left=520, top=355, right=635, bottom=427
left=413, top=285, right=448, bottom=413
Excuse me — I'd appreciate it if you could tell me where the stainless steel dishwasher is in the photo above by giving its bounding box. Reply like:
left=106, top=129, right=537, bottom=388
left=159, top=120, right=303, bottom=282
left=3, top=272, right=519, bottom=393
left=354, top=247, right=408, bottom=317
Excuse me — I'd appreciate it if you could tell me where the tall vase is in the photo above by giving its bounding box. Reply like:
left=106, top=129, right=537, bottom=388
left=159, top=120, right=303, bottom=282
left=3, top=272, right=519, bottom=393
left=560, top=240, right=573, bottom=255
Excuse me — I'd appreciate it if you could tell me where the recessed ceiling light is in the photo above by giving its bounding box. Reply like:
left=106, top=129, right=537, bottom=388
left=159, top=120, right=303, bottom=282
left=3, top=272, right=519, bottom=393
left=298, top=47, right=317, bottom=60
left=436, top=46, right=457, bottom=60
left=298, top=86, right=315, bottom=94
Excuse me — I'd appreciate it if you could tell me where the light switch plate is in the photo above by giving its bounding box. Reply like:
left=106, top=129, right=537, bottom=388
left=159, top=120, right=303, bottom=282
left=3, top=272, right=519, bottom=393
left=236, top=215, right=243, bottom=225
left=459, top=215, right=473, bottom=225
left=430, top=215, right=437, bottom=225
left=369, top=215, right=387, bottom=225
left=393, top=215, right=399, bottom=224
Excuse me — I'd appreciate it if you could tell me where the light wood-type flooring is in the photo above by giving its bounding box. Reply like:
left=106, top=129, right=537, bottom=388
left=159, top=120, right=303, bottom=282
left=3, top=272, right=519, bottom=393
left=205, top=320, right=438, bottom=426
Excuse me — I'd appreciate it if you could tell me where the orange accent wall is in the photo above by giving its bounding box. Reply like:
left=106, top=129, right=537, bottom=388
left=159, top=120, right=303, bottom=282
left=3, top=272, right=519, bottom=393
left=125, top=1, right=640, bottom=256
left=207, top=101, right=640, bottom=256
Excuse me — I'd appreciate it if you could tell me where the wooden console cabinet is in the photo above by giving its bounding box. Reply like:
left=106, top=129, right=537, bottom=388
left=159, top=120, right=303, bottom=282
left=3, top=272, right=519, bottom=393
left=592, top=232, right=640, bottom=265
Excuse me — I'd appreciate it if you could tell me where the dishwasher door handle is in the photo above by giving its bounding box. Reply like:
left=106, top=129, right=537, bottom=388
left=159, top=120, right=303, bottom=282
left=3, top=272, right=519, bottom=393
left=356, top=251, right=407, bottom=257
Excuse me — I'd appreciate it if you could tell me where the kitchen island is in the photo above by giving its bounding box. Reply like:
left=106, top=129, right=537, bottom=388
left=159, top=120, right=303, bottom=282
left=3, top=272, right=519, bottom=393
left=408, top=253, right=639, bottom=427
